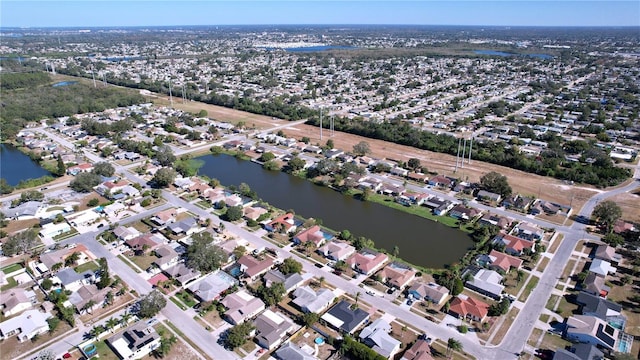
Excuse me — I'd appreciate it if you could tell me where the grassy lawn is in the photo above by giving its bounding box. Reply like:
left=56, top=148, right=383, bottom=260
left=130, top=220, right=152, bottom=233
left=367, top=193, right=473, bottom=233
left=503, top=271, right=527, bottom=297
left=195, top=200, right=211, bottom=209
left=117, top=254, right=141, bottom=273
left=175, top=290, right=198, bottom=308
left=519, top=275, right=539, bottom=302
left=128, top=252, right=158, bottom=272
left=74, top=261, right=99, bottom=274
left=561, top=259, right=576, bottom=280
left=546, top=295, right=559, bottom=311
left=90, top=339, right=120, bottom=360
left=556, top=294, right=579, bottom=318
left=53, top=228, right=79, bottom=241
left=536, top=257, right=550, bottom=272
left=538, top=332, right=571, bottom=351
left=1, top=263, right=23, bottom=274
left=527, top=328, right=544, bottom=347
left=490, top=307, right=519, bottom=345
left=430, top=339, right=476, bottom=360
left=548, top=234, right=563, bottom=254
left=170, top=296, right=188, bottom=310
left=0, top=276, right=18, bottom=291
left=539, top=314, right=550, bottom=324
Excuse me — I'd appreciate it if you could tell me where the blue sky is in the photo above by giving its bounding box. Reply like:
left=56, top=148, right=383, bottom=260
left=1, top=1, right=638, bottom=28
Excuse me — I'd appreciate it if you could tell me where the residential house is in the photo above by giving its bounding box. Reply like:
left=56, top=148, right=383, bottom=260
left=107, top=322, right=161, bottom=360
left=113, top=226, right=141, bottom=242
left=463, top=267, right=504, bottom=299
left=449, top=204, right=481, bottom=221
left=68, top=284, right=110, bottom=314
left=263, top=270, right=304, bottom=294
left=1, top=289, right=35, bottom=317
left=221, top=290, right=266, bottom=325
left=317, top=241, right=356, bottom=261
left=346, top=249, right=389, bottom=276
left=564, top=315, right=620, bottom=352
left=66, top=163, right=94, bottom=176
left=254, top=309, right=294, bottom=350
left=186, top=270, right=236, bottom=301
left=244, top=206, right=268, bottom=221
left=237, top=255, right=275, bottom=281
left=167, top=217, right=198, bottom=236
left=39, top=222, right=71, bottom=239
left=552, top=344, right=604, bottom=360
left=514, top=222, right=544, bottom=241
left=3, top=201, right=43, bottom=220
left=94, top=180, right=129, bottom=198
left=477, top=190, right=502, bottom=203
left=581, top=273, right=610, bottom=298
left=613, top=219, right=636, bottom=235
left=479, top=213, right=512, bottom=230
left=54, top=268, right=96, bottom=292
left=407, top=282, right=449, bottom=305
left=501, top=194, right=534, bottom=212
left=321, top=300, right=369, bottom=334
left=593, top=245, right=622, bottom=265
left=589, top=259, right=616, bottom=277
left=492, top=233, right=534, bottom=256
left=163, top=263, right=201, bottom=286
left=448, top=295, right=490, bottom=322
left=358, top=318, right=401, bottom=359
left=125, top=233, right=163, bottom=254
left=378, top=262, right=416, bottom=289
left=173, top=177, right=195, bottom=190
left=291, top=286, right=336, bottom=314
left=275, top=342, right=317, bottom=360
left=265, top=213, right=297, bottom=233
left=428, top=175, right=453, bottom=188
left=407, top=172, right=429, bottom=183
left=575, top=292, right=624, bottom=325
left=423, top=198, right=454, bottom=216
left=293, top=225, right=329, bottom=247
left=477, top=250, right=523, bottom=273
left=152, top=244, right=180, bottom=270
left=378, top=183, right=406, bottom=197
left=402, top=339, right=435, bottom=360
left=151, top=208, right=177, bottom=226
left=0, top=310, right=51, bottom=342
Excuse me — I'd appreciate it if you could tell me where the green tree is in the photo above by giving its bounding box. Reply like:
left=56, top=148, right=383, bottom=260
left=352, top=141, right=371, bottom=156
left=87, top=198, right=100, bottom=207
left=339, top=229, right=352, bottom=240
left=197, top=109, right=208, bottom=117
left=299, top=312, right=319, bottom=327
left=92, top=161, right=115, bottom=177
left=392, top=246, right=400, bottom=258
left=447, top=338, right=463, bottom=358
left=65, top=252, right=80, bottom=267
left=70, top=172, right=101, bottom=192
left=224, top=205, right=243, bottom=222
left=326, top=139, right=334, bottom=149
left=488, top=298, right=510, bottom=316
left=56, top=154, right=66, bottom=176
left=592, top=200, right=622, bottom=234
left=138, top=290, right=167, bottom=318
left=185, top=232, right=227, bottom=272
left=97, top=257, right=111, bottom=289
left=0, top=179, right=14, bottom=194
left=154, top=335, right=178, bottom=358
left=232, top=246, right=246, bottom=260
left=407, top=158, right=421, bottom=170
left=279, top=257, right=303, bottom=275
left=155, top=145, right=176, bottom=167
left=479, top=171, right=512, bottom=198
left=152, top=168, right=177, bottom=188
left=285, top=156, right=306, bottom=173
left=258, top=152, right=276, bottom=162
left=256, top=282, right=285, bottom=306
left=46, top=317, right=60, bottom=333
left=2, top=228, right=39, bottom=256
left=42, top=278, right=53, bottom=290
left=225, top=322, right=255, bottom=349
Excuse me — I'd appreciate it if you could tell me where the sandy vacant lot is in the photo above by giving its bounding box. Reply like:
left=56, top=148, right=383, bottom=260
left=148, top=94, right=640, bottom=219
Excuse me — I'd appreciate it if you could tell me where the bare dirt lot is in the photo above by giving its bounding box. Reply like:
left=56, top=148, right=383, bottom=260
left=609, top=188, right=640, bottom=223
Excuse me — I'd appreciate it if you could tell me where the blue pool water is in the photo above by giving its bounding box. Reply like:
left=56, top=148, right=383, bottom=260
left=228, top=264, right=242, bottom=278
left=314, top=337, right=325, bottom=345
left=95, top=206, right=104, bottom=212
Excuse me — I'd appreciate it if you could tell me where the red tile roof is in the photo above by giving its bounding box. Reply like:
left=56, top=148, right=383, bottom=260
left=449, top=296, right=489, bottom=320
left=488, top=249, right=523, bottom=272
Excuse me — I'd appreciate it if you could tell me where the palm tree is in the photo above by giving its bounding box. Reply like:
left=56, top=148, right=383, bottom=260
left=82, top=300, right=96, bottom=314
left=318, top=276, right=325, bottom=287
left=447, top=338, right=463, bottom=359
left=354, top=291, right=361, bottom=307
left=89, top=326, right=103, bottom=340
left=105, top=317, right=118, bottom=333
left=120, top=312, right=132, bottom=325
left=392, top=246, right=400, bottom=258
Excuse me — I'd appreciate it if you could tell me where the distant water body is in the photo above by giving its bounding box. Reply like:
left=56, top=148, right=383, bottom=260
left=52, top=81, right=78, bottom=87
left=474, top=50, right=553, bottom=59
left=0, top=143, right=52, bottom=186
left=264, top=45, right=357, bottom=52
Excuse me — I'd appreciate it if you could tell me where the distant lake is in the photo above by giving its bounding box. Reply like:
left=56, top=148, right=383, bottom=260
left=103, top=56, right=146, bottom=62
left=0, top=143, right=52, bottom=186
left=474, top=50, right=553, bottom=59
left=198, top=154, right=473, bottom=269
left=263, top=45, right=357, bottom=52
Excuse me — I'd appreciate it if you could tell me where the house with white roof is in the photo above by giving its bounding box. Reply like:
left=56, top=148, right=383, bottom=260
left=359, top=318, right=401, bottom=359
left=0, top=310, right=51, bottom=342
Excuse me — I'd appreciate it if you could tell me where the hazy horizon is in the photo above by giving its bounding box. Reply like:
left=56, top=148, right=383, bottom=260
left=2, top=1, right=639, bottom=28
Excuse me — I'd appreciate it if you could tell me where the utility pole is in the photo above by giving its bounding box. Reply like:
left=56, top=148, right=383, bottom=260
left=469, top=137, right=473, bottom=164
left=91, top=68, right=97, bottom=88
left=320, top=107, right=323, bottom=141
left=168, top=78, right=173, bottom=107
left=461, top=138, right=467, bottom=169
left=454, top=137, right=461, bottom=173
